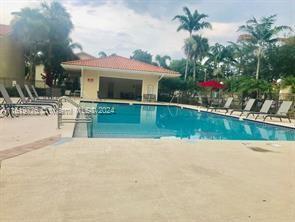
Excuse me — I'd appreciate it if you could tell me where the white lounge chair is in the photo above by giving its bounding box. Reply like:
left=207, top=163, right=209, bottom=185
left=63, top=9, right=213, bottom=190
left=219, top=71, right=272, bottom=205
left=246, top=100, right=273, bottom=120
left=263, top=101, right=293, bottom=123
left=229, top=98, right=255, bottom=116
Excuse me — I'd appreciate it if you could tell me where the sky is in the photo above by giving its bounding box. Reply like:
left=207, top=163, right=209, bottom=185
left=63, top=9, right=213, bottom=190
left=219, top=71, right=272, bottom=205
left=0, top=0, right=294, bottom=59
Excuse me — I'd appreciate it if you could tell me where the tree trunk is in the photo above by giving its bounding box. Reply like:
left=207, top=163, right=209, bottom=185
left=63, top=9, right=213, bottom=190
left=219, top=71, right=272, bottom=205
left=256, top=47, right=262, bottom=80
left=184, top=59, right=189, bottom=80
left=184, top=32, right=192, bottom=80
left=193, top=61, right=196, bottom=81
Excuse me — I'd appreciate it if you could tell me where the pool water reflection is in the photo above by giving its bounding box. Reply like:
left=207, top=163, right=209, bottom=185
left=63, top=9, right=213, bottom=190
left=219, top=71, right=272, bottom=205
left=79, top=102, right=295, bottom=140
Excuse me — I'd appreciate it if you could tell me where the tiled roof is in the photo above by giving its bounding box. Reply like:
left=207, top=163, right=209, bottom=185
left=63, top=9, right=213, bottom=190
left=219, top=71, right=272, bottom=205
left=0, top=24, right=11, bottom=36
left=62, top=55, right=179, bottom=75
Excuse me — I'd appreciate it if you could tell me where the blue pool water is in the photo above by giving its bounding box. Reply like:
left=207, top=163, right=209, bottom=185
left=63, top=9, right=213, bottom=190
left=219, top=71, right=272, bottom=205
left=77, top=102, right=295, bottom=140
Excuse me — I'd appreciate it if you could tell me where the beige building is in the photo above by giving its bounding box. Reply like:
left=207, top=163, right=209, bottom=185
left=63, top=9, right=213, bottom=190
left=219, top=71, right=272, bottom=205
left=0, top=24, right=25, bottom=87
left=62, top=55, right=180, bottom=101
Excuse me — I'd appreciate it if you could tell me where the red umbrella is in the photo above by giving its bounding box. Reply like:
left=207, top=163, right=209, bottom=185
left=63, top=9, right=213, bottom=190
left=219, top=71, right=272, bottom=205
left=198, top=80, right=224, bottom=89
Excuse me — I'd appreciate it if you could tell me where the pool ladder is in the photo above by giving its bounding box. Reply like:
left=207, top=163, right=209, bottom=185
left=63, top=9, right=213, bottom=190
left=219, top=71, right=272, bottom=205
left=57, top=96, right=92, bottom=129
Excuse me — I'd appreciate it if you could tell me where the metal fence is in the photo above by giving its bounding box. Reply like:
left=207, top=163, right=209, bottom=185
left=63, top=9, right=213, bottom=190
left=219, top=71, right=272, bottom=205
left=159, top=91, right=295, bottom=118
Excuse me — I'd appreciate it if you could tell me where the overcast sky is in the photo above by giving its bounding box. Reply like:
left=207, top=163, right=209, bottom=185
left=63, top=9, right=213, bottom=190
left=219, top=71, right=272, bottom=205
left=1, top=0, right=294, bottom=59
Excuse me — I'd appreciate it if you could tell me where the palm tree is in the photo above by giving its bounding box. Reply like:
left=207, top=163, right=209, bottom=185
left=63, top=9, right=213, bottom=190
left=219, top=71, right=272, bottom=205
left=238, top=15, right=291, bottom=80
left=155, top=55, right=171, bottom=68
left=183, top=37, right=195, bottom=79
left=173, top=7, right=211, bottom=80
left=40, top=1, right=73, bottom=75
left=208, top=43, right=225, bottom=79
left=190, top=35, right=209, bottom=81
left=207, top=43, right=237, bottom=79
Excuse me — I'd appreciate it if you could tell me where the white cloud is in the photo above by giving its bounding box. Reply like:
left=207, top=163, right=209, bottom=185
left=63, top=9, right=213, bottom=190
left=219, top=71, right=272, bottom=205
left=0, top=0, right=41, bottom=24
left=201, top=22, right=241, bottom=44
left=1, top=0, right=240, bottom=59
left=64, top=1, right=188, bottom=59
left=66, top=1, right=240, bottom=59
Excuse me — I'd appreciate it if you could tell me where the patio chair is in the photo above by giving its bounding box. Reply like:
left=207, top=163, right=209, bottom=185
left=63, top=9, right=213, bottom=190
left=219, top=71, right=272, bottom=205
left=16, top=84, right=56, bottom=110
left=25, top=84, right=58, bottom=105
left=263, top=101, right=293, bottom=123
left=245, top=100, right=273, bottom=120
left=208, top=97, right=233, bottom=113
left=0, top=83, right=49, bottom=117
left=229, top=98, right=256, bottom=116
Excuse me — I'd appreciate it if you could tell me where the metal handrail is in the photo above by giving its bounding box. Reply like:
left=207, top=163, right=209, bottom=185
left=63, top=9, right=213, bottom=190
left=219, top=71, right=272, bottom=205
left=57, top=96, right=92, bottom=129
left=58, top=96, right=81, bottom=109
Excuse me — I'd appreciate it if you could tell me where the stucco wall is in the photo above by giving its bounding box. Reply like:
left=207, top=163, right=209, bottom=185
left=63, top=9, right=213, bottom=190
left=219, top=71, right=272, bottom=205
left=82, top=69, right=99, bottom=99
left=0, top=35, right=25, bottom=87
left=142, top=77, right=159, bottom=99
left=81, top=69, right=160, bottom=101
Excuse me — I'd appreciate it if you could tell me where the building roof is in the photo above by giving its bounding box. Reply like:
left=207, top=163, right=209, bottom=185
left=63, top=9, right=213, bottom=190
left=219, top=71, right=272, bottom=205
left=0, top=24, right=11, bottom=36
left=62, top=55, right=180, bottom=75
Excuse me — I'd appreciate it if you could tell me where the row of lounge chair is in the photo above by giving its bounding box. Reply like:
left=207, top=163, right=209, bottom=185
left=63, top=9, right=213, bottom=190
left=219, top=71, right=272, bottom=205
left=206, top=97, right=293, bottom=123
left=0, top=83, right=58, bottom=118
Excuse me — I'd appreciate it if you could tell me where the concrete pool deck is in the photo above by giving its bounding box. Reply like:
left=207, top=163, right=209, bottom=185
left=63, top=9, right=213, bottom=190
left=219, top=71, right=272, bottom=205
left=0, top=99, right=295, bottom=221
left=1, top=139, right=295, bottom=221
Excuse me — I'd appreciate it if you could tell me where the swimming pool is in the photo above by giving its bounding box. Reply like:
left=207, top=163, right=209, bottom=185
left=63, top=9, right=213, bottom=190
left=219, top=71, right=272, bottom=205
left=74, top=102, right=295, bottom=140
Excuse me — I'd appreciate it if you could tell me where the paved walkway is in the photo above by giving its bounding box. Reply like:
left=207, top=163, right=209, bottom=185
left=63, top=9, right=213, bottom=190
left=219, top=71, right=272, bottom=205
left=1, top=139, right=294, bottom=221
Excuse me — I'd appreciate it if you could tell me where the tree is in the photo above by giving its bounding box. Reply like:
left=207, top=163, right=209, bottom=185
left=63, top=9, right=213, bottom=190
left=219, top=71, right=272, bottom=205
left=98, top=51, right=107, bottom=58
left=173, top=7, right=211, bottom=80
left=11, top=1, right=79, bottom=87
left=267, top=36, right=295, bottom=79
left=40, top=1, right=74, bottom=86
left=130, top=49, right=152, bottom=64
left=206, top=43, right=238, bottom=79
left=155, top=55, right=171, bottom=68
left=238, top=15, right=291, bottom=80
left=227, top=41, right=254, bottom=76
left=225, top=76, right=273, bottom=99
left=169, top=59, right=193, bottom=79
left=11, top=7, right=48, bottom=80
left=190, top=35, right=209, bottom=81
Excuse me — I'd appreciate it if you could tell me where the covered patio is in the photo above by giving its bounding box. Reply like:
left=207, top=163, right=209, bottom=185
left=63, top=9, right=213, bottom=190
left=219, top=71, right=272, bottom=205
left=61, top=55, right=180, bottom=101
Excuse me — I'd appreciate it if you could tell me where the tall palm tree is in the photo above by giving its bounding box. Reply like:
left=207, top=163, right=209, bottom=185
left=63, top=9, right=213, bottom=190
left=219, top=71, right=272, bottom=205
left=155, top=55, right=171, bottom=68
left=190, top=35, right=209, bottom=81
left=173, top=7, right=211, bottom=80
left=40, top=1, right=73, bottom=73
left=183, top=37, right=195, bottom=79
left=238, top=15, right=291, bottom=80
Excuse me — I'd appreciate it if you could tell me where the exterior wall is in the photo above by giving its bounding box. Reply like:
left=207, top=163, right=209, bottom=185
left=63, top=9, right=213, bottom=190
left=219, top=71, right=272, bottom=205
left=35, top=64, right=49, bottom=88
left=81, top=69, right=161, bottom=101
left=142, top=77, right=159, bottom=99
left=0, top=35, right=25, bottom=87
left=82, top=69, right=99, bottom=99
